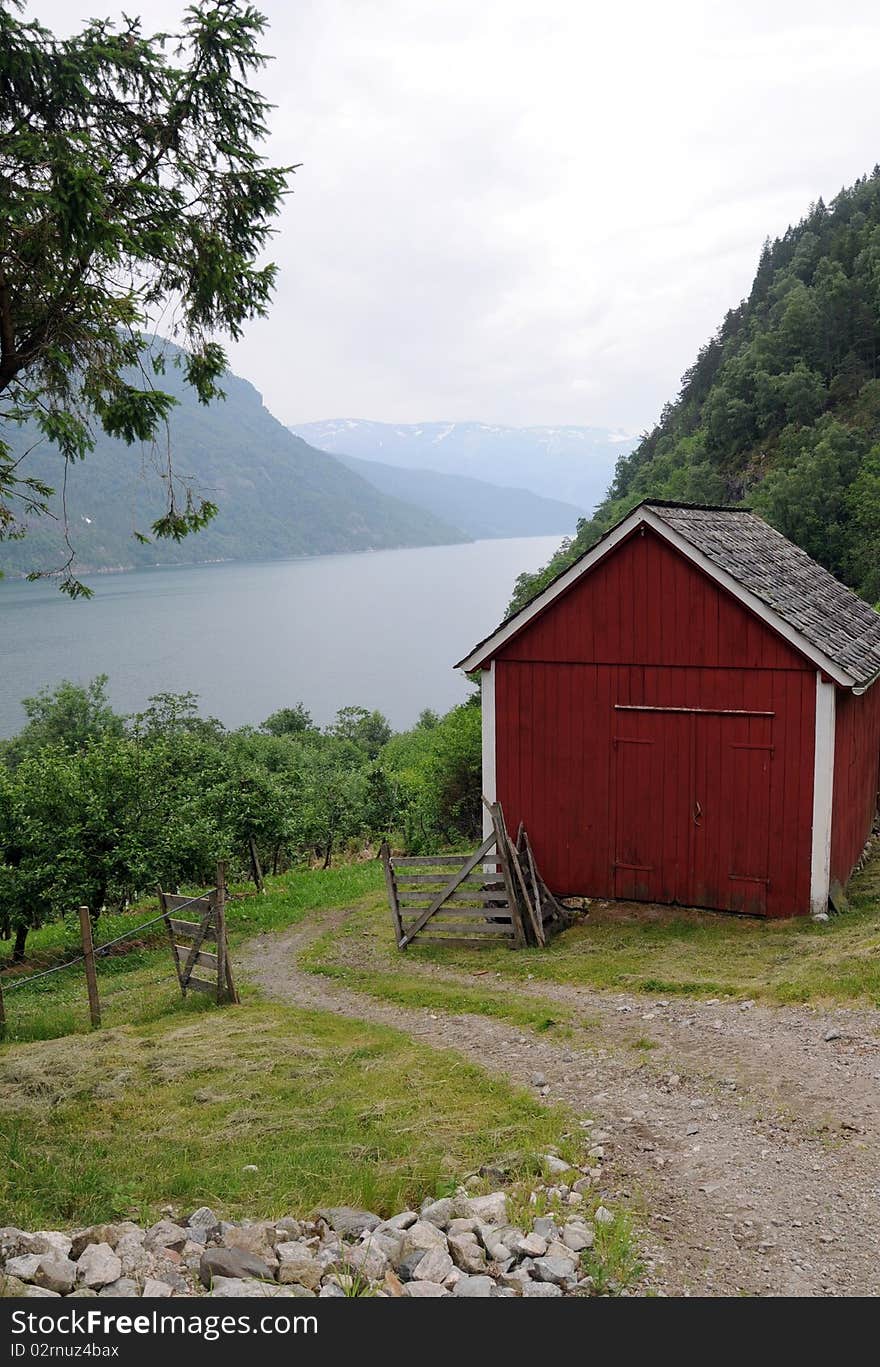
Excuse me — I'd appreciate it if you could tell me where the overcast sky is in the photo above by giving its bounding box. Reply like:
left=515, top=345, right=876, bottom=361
left=27, top=0, right=880, bottom=432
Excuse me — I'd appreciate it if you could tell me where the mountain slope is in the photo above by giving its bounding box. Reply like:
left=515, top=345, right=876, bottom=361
left=512, top=169, right=880, bottom=613
left=292, top=419, right=634, bottom=512
left=328, top=450, right=583, bottom=538
left=0, top=351, right=468, bottom=578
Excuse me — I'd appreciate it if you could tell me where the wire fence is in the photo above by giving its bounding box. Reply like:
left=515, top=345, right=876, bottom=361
left=0, top=874, right=247, bottom=1033
left=1, top=891, right=211, bottom=995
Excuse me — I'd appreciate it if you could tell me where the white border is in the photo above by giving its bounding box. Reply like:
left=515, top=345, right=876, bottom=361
left=481, top=663, right=496, bottom=840
left=455, top=507, right=856, bottom=687
left=810, top=673, right=836, bottom=916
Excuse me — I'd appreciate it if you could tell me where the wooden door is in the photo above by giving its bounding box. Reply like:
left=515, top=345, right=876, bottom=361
left=686, top=713, right=773, bottom=915
left=612, top=710, right=690, bottom=902
left=613, top=707, right=774, bottom=914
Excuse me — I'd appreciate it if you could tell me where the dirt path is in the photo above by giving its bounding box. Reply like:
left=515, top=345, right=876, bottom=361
left=240, top=915, right=880, bottom=1297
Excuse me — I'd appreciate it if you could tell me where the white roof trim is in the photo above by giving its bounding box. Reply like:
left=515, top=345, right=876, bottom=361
left=455, top=505, right=857, bottom=687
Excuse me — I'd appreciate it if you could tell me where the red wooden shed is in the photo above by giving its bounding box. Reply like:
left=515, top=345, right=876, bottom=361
left=456, top=501, right=880, bottom=918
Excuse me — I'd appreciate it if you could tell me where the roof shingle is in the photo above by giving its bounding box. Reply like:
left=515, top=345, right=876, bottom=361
left=646, top=502, right=880, bottom=688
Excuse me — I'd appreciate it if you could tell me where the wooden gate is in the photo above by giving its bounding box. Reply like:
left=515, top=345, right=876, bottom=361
left=157, top=862, right=239, bottom=1004
left=383, top=802, right=571, bottom=950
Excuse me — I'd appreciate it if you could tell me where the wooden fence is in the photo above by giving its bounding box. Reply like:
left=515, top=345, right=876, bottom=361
left=382, top=801, right=571, bottom=951
left=157, top=862, right=239, bottom=1004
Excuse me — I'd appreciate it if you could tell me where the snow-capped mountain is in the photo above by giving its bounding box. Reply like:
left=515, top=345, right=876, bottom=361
left=290, top=420, right=636, bottom=513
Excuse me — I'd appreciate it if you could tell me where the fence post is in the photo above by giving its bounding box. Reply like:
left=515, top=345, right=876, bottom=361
left=0, top=968, right=5, bottom=1036
left=78, top=905, right=101, bottom=1028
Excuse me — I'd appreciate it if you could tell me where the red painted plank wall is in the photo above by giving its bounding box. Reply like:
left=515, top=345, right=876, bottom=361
left=495, top=661, right=815, bottom=917
left=495, top=527, right=808, bottom=672
left=831, top=682, right=880, bottom=887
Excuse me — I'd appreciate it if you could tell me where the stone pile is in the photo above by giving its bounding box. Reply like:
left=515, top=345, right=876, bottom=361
left=0, top=1185, right=610, bottom=1299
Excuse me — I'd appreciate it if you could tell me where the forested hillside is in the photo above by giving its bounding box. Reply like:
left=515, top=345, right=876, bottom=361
left=511, top=170, right=880, bottom=613
left=0, top=346, right=466, bottom=579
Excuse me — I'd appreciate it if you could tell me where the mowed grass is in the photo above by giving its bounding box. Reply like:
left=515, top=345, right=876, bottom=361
left=0, top=861, right=382, bottom=1044
left=309, top=850, right=880, bottom=1007
left=0, top=1002, right=578, bottom=1232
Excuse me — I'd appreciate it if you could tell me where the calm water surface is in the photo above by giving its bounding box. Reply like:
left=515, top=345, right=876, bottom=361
left=0, top=537, right=559, bottom=737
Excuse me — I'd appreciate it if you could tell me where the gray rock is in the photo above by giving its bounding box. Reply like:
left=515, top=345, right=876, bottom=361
left=186, top=1207, right=219, bottom=1232
left=381, top=1211, right=418, bottom=1232
left=404, top=1281, right=448, bottom=1297
left=452, top=1275, right=496, bottom=1297
left=23, top=1285, right=62, bottom=1298
left=533, top=1217, right=560, bottom=1240
left=5, top=1255, right=43, bottom=1283
left=531, top=1073, right=547, bottom=1087
left=142, top=1279, right=173, bottom=1298
left=448, top=1233, right=487, bottom=1274
left=33, top=1257, right=77, bottom=1295
left=420, top=1198, right=455, bottom=1228
left=276, top=1241, right=323, bottom=1290
left=522, top=1280, right=563, bottom=1297
left=343, top=1243, right=389, bottom=1281
left=3, top=1231, right=64, bottom=1260
left=594, top=1206, right=615, bottom=1226
left=34, top=1232, right=73, bottom=1259
left=0, top=1275, right=29, bottom=1297
left=209, top=1277, right=303, bottom=1298
left=542, top=1154, right=572, bottom=1177
left=412, top=1246, right=454, bottom=1283
left=515, top=1233, right=548, bottom=1258
left=447, top=1218, right=479, bottom=1236
left=223, top=1224, right=278, bottom=1267
left=114, top=1233, right=151, bottom=1280
left=318, top=1283, right=346, bottom=1298
left=77, top=1244, right=123, bottom=1290
left=533, top=1256, right=577, bottom=1286
left=466, top=1193, right=507, bottom=1225
left=562, top=1223, right=594, bottom=1252
left=315, top=1207, right=380, bottom=1239
left=396, top=1250, right=426, bottom=1282
left=98, top=1279, right=139, bottom=1298
left=402, top=1221, right=448, bottom=1255
left=70, top=1226, right=120, bottom=1260
left=200, top=1247, right=274, bottom=1287
left=144, top=1221, right=188, bottom=1253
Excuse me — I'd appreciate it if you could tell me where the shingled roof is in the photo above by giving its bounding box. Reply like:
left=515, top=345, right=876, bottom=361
left=456, top=499, right=880, bottom=688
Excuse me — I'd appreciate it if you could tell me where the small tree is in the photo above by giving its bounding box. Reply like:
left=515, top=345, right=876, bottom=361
left=0, top=0, right=294, bottom=593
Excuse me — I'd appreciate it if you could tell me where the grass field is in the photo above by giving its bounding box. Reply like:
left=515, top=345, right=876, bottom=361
left=306, top=848, right=880, bottom=1008
left=0, top=1001, right=583, bottom=1231
left=0, top=862, right=383, bottom=1044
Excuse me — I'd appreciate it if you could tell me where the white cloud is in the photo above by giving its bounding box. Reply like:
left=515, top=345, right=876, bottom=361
left=23, top=0, right=880, bottom=431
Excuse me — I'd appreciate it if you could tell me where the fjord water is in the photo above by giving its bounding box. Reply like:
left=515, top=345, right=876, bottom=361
left=0, top=536, right=560, bottom=737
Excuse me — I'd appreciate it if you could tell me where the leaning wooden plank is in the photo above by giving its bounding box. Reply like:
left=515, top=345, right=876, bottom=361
left=416, top=936, right=514, bottom=947
left=380, top=841, right=404, bottom=946
left=404, top=921, right=513, bottom=936
left=157, top=886, right=185, bottom=992
left=398, top=890, right=502, bottom=904
left=159, top=893, right=213, bottom=914
left=392, top=855, right=470, bottom=867
left=167, top=918, right=217, bottom=943
left=185, top=976, right=218, bottom=994
left=174, top=946, right=218, bottom=971
left=508, top=834, right=545, bottom=947
left=179, top=908, right=216, bottom=991
left=399, top=909, right=513, bottom=922
left=398, top=833, right=496, bottom=947
left=394, top=872, right=499, bottom=886
left=489, top=804, right=526, bottom=948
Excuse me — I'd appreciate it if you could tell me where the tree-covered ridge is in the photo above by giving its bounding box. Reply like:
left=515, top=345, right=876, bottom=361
left=511, top=169, right=880, bottom=613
